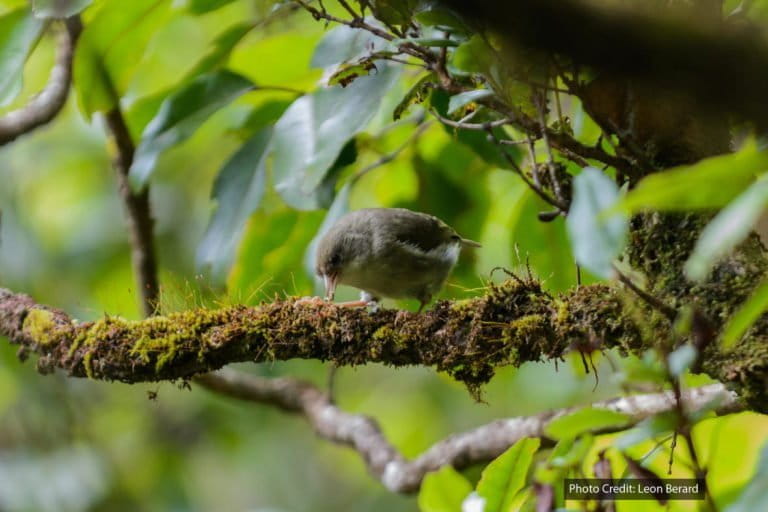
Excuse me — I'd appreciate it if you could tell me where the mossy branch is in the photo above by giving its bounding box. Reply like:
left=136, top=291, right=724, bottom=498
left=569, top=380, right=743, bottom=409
left=2, top=277, right=766, bottom=410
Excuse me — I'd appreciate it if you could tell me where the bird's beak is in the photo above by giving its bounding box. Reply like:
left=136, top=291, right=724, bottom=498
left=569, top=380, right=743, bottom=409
left=323, top=273, right=338, bottom=301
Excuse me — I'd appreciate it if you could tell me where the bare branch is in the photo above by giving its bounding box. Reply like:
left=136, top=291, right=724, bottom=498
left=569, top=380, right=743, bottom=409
left=104, top=107, right=160, bottom=317
left=0, top=17, right=82, bottom=146
left=197, top=369, right=738, bottom=493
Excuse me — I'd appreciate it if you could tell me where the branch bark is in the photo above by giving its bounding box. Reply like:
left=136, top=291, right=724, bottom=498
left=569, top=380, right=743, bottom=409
left=103, top=107, right=159, bottom=317
left=197, top=369, right=738, bottom=493
left=2, top=277, right=765, bottom=410
left=0, top=17, right=81, bottom=146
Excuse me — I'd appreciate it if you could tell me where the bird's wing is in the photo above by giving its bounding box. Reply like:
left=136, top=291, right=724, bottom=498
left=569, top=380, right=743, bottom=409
left=373, top=208, right=457, bottom=253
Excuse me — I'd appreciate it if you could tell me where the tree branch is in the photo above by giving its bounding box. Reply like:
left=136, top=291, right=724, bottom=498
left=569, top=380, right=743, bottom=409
left=103, top=107, right=159, bottom=317
left=2, top=278, right=765, bottom=410
left=196, top=369, right=738, bottom=493
left=0, top=17, right=81, bottom=146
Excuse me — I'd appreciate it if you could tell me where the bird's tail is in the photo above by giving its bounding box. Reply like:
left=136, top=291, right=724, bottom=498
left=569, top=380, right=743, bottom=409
left=460, top=238, right=482, bottom=248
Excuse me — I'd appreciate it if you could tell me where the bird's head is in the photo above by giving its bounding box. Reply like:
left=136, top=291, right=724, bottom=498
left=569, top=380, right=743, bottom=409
left=315, top=228, right=364, bottom=300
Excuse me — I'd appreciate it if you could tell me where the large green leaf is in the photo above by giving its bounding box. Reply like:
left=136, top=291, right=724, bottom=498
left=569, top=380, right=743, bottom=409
left=725, top=442, right=768, bottom=512
left=685, top=176, right=768, bottom=281
left=721, top=279, right=768, bottom=349
left=476, top=437, right=540, bottom=512
left=73, top=0, right=170, bottom=118
left=311, top=23, right=390, bottom=69
left=0, top=8, right=44, bottom=107
left=187, top=22, right=253, bottom=78
left=417, top=465, right=472, bottom=512
left=616, top=141, right=768, bottom=214
left=32, top=0, right=92, bottom=18
left=566, top=167, right=628, bottom=279
left=129, top=70, right=254, bottom=189
left=271, top=64, right=399, bottom=210
left=125, top=22, right=255, bottom=139
left=544, top=408, right=630, bottom=440
left=197, top=129, right=272, bottom=281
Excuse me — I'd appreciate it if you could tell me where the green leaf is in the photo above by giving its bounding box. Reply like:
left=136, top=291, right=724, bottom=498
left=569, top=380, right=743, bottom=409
left=685, top=176, right=768, bottom=281
left=31, top=0, right=92, bottom=18
left=0, top=8, right=44, bottom=107
left=311, top=22, right=391, bottom=69
left=451, top=35, right=493, bottom=74
left=414, top=5, right=469, bottom=34
left=615, top=141, right=768, bottom=214
left=668, top=344, right=697, bottom=377
left=187, top=0, right=237, bottom=14
left=477, top=437, right=540, bottom=512
left=370, top=0, right=417, bottom=26
left=615, top=411, right=678, bottom=450
left=544, top=408, right=631, bottom=440
left=725, top=442, right=768, bottom=512
left=73, top=0, right=171, bottom=118
left=721, top=279, right=768, bottom=349
left=129, top=70, right=254, bottom=189
left=566, top=168, right=628, bottom=279
left=549, top=434, right=594, bottom=469
left=197, top=129, right=272, bottom=281
left=448, top=89, right=492, bottom=114
left=187, top=22, right=254, bottom=78
left=124, top=22, right=256, bottom=139
left=417, top=465, right=472, bottom=512
left=393, top=72, right=434, bottom=121
left=272, top=64, right=399, bottom=210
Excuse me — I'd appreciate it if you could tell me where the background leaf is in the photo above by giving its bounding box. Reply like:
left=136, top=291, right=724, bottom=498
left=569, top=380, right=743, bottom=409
left=0, top=8, right=44, bottom=107
left=73, top=0, right=170, bottom=119
left=197, top=128, right=272, bottom=282
left=721, top=280, right=768, bottom=349
left=271, top=64, right=399, bottom=210
left=616, top=142, right=768, bottom=213
left=725, top=442, right=768, bottom=512
left=566, top=167, right=628, bottom=279
left=129, top=70, right=254, bottom=189
left=32, top=0, right=92, bottom=18
left=417, top=466, right=472, bottom=512
left=544, top=408, right=630, bottom=440
left=685, top=176, right=768, bottom=281
left=476, top=437, right=540, bottom=512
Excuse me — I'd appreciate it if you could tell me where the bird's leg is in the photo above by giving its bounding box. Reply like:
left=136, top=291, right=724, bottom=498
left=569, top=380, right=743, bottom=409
left=417, top=292, right=432, bottom=313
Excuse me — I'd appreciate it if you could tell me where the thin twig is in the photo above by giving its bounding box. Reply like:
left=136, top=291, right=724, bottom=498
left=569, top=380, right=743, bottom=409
left=613, top=266, right=677, bottom=322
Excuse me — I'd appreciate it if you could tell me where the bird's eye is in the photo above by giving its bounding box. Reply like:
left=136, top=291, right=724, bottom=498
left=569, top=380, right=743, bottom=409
left=329, top=252, right=341, bottom=266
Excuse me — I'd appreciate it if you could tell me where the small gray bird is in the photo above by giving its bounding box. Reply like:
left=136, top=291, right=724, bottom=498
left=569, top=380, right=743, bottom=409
left=315, top=208, right=480, bottom=312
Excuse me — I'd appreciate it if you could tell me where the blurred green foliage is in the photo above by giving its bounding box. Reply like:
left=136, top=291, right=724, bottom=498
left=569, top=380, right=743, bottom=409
left=1, top=0, right=768, bottom=511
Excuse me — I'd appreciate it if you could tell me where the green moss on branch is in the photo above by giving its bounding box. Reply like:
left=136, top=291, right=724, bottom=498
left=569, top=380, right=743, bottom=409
left=1, top=273, right=766, bottom=410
